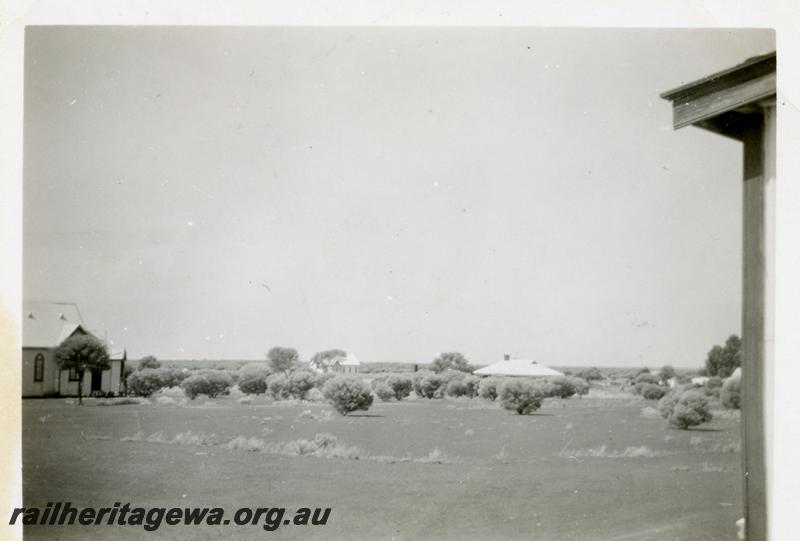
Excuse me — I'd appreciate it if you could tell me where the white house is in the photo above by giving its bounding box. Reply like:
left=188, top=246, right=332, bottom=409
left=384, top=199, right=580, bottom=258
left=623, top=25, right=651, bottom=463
left=473, top=355, right=564, bottom=378
left=22, top=300, right=125, bottom=397
left=309, top=351, right=361, bottom=375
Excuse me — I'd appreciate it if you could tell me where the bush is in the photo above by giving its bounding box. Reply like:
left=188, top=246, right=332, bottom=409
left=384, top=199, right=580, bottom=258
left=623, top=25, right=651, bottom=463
left=548, top=376, right=577, bottom=399
left=634, top=372, right=660, bottom=385
left=721, top=377, right=741, bottom=410
left=314, top=371, right=337, bottom=389
left=181, top=375, right=210, bottom=400
left=196, top=370, right=234, bottom=397
left=576, top=367, right=603, bottom=381
left=322, top=376, right=373, bottom=415
left=499, top=379, right=544, bottom=415
left=446, top=375, right=481, bottom=398
left=640, top=383, right=667, bottom=401
left=374, top=382, right=395, bottom=402
left=478, top=377, right=504, bottom=401
left=127, top=369, right=165, bottom=397
left=238, top=363, right=270, bottom=395
left=138, top=355, right=161, bottom=370
left=155, top=367, right=189, bottom=388
left=659, top=389, right=712, bottom=429
left=370, top=374, right=389, bottom=390
left=266, top=374, right=292, bottom=400
left=416, top=372, right=447, bottom=399
left=534, top=380, right=557, bottom=398
left=704, top=376, right=723, bottom=398
left=289, top=370, right=317, bottom=400
left=181, top=370, right=233, bottom=399
left=569, top=377, right=590, bottom=397
left=658, top=390, right=681, bottom=419
left=385, top=374, right=413, bottom=401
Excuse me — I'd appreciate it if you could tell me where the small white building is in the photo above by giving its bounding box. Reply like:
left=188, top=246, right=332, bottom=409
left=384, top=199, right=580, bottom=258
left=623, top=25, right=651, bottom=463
left=473, top=355, right=564, bottom=378
left=22, top=300, right=125, bottom=397
left=333, top=353, right=361, bottom=375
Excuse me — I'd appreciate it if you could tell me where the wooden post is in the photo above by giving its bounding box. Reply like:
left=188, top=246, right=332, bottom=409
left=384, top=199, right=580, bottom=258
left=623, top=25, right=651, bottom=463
left=741, top=100, right=775, bottom=541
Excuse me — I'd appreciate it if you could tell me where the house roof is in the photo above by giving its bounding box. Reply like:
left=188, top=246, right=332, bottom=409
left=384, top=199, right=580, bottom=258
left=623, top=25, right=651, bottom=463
left=22, top=300, right=95, bottom=348
left=337, top=353, right=361, bottom=366
left=473, top=359, right=564, bottom=378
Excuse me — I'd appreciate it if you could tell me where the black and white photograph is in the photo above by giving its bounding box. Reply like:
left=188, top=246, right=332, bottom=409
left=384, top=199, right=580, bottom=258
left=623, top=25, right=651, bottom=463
left=2, top=6, right=797, bottom=540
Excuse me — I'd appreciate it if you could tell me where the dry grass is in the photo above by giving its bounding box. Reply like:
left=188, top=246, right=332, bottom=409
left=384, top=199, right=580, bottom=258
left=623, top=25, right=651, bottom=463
left=225, top=436, right=265, bottom=451
left=96, top=397, right=150, bottom=406
left=263, top=433, right=363, bottom=460
left=640, top=407, right=661, bottom=420
left=560, top=444, right=668, bottom=459
left=412, top=448, right=458, bottom=464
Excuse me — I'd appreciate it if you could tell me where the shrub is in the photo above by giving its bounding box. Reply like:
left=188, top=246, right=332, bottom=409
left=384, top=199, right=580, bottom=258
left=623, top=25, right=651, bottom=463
left=412, top=370, right=433, bottom=396
left=289, top=370, right=317, bottom=400
left=314, top=371, right=337, bottom=389
left=669, top=391, right=713, bottom=429
left=138, top=355, right=161, bottom=370
left=659, top=389, right=712, bottom=429
left=370, top=375, right=389, bottom=390
left=238, top=363, right=270, bottom=395
left=658, top=390, right=681, bottom=419
left=127, top=369, right=165, bottom=397
left=385, top=374, right=413, bottom=401
left=374, top=382, right=395, bottom=402
left=499, top=379, right=544, bottom=415
left=180, top=370, right=233, bottom=399
left=569, top=377, right=590, bottom=397
left=417, top=372, right=446, bottom=399
left=534, top=380, right=557, bottom=398
left=446, top=375, right=481, bottom=398
left=640, top=383, right=667, bottom=401
left=704, top=376, right=723, bottom=398
left=322, top=376, right=373, bottom=415
left=548, top=376, right=577, bottom=399
left=634, top=372, right=660, bottom=385
left=181, top=374, right=211, bottom=400
left=155, top=367, right=189, bottom=388
left=721, top=377, right=741, bottom=410
left=575, top=367, right=603, bottom=381
left=266, top=374, right=292, bottom=400
left=195, top=370, right=234, bottom=397
left=478, top=377, right=504, bottom=401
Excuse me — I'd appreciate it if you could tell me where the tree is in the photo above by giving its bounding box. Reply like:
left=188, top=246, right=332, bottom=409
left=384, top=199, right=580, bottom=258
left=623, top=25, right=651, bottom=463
left=322, top=376, right=373, bottom=415
left=499, top=379, right=544, bottom=415
left=308, top=349, right=346, bottom=372
left=54, top=335, right=110, bottom=405
left=658, top=365, right=676, bottom=383
left=430, top=352, right=471, bottom=373
left=267, top=347, right=300, bottom=374
left=138, top=355, right=161, bottom=370
left=704, top=334, right=741, bottom=378
left=658, top=389, right=712, bottom=429
left=238, top=363, right=270, bottom=395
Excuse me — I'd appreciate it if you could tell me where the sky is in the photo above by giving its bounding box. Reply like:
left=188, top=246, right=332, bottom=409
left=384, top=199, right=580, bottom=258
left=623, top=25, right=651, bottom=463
left=23, top=26, right=775, bottom=366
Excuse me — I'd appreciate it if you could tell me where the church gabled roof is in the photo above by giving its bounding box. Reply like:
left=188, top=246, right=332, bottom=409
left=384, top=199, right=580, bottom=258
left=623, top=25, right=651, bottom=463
left=22, top=300, right=95, bottom=348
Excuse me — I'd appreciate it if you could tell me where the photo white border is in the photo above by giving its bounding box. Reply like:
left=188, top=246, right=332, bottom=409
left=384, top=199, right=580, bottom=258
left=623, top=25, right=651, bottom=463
left=1, top=2, right=797, bottom=539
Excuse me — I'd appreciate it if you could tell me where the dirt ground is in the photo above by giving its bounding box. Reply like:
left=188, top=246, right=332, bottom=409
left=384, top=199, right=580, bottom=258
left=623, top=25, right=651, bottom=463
left=21, top=391, right=742, bottom=540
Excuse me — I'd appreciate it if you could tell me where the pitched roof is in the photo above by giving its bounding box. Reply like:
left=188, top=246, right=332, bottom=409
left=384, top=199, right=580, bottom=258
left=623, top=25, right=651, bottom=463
left=473, top=358, right=564, bottom=378
left=22, top=300, right=96, bottom=348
